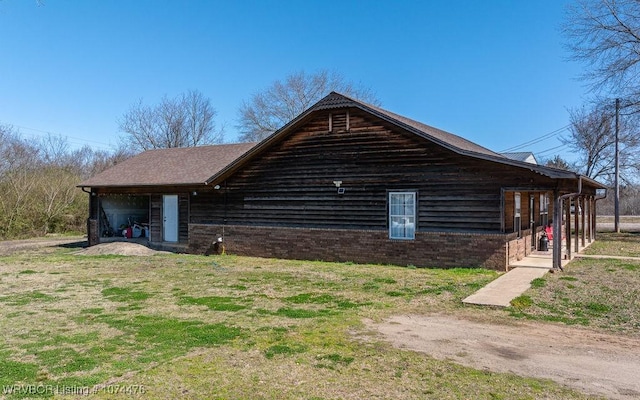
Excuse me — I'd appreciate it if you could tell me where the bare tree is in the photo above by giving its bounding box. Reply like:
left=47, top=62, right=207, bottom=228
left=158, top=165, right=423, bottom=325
left=0, top=126, right=42, bottom=237
left=39, top=134, right=77, bottom=167
left=80, top=146, right=133, bottom=179
left=565, top=0, right=640, bottom=105
left=0, top=126, right=137, bottom=238
left=562, top=104, right=640, bottom=184
left=183, top=90, right=220, bottom=147
left=544, top=155, right=573, bottom=170
left=35, top=166, right=84, bottom=235
left=598, top=183, right=640, bottom=214
left=119, top=90, right=222, bottom=152
left=237, top=70, right=380, bottom=142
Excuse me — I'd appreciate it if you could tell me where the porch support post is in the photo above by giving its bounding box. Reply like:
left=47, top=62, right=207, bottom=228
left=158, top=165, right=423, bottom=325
left=591, top=197, right=596, bottom=241
left=575, top=197, right=580, bottom=253
left=554, top=177, right=583, bottom=269
left=553, top=192, right=562, bottom=270
left=565, top=199, right=572, bottom=259
left=585, top=196, right=591, bottom=243
left=581, top=196, right=586, bottom=247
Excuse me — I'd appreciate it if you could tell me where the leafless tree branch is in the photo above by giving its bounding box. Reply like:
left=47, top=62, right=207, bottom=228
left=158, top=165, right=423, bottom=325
left=237, top=70, right=380, bottom=142
left=565, top=0, right=640, bottom=104
left=562, top=103, right=640, bottom=184
left=118, top=90, right=222, bottom=152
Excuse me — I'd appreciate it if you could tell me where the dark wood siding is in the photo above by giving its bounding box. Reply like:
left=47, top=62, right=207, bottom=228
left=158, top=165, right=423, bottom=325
left=191, top=109, right=561, bottom=233
left=150, top=195, right=162, bottom=241
left=149, top=193, right=189, bottom=242
left=179, top=193, right=189, bottom=242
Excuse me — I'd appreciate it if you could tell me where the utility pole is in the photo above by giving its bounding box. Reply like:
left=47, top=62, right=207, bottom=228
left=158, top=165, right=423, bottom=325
left=614, top=98, right=620, bottom=233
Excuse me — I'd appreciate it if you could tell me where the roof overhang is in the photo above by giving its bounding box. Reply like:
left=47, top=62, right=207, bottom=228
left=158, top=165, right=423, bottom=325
left=77, top=182, right=209, bottom=189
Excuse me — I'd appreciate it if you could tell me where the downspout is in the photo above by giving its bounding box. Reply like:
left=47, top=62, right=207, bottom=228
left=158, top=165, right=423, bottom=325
left=222, top=180, right=228, bottom=243
left=80, top=187, right=96, bottom=245
left=593, top=188, right=608, bottom=241
left=553, top=176, right=582, bottom=270
left=80, top=186, right=94, bottom=218
left=223, top=180, right=228, bottom=226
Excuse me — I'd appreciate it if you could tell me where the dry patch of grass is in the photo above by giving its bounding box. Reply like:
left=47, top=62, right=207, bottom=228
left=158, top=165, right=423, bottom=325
left=597, top=215, right=640, bottom=224
left=116, top=344, right=584, bottom=400
left=584, top=232, right=640, bottom=257
left=508, top=257, right=640, bottom=336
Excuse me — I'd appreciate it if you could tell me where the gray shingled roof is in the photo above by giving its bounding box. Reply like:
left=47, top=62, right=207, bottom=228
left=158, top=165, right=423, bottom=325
left=79, top=142, right=256, bottom=187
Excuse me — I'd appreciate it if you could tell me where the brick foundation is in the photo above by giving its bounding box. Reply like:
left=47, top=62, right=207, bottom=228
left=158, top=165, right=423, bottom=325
left=87, top=219, right=99, bottom=246
left=189, top=224, right=511, bottom=270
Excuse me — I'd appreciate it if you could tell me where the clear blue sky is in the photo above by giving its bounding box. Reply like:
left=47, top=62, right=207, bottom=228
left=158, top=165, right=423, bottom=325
left=0, top=0, right=589, bottom=160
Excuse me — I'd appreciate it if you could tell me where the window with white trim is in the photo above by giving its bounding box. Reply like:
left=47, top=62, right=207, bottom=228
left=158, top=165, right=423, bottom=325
left=514, top=192, right=522, bottom=237
left=389, top=192, right=416, bottom=239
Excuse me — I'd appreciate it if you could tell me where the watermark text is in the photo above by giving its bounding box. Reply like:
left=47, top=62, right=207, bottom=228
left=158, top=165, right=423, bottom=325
left=2, top=384, right=146, bottom=396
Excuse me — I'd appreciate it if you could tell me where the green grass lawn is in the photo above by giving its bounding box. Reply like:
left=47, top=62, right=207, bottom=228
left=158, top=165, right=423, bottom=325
left=508, top=233, right=640, bottom=337
left=0, top=245, right=608, bottom=399
left=583, top=232, right=640, bottom=257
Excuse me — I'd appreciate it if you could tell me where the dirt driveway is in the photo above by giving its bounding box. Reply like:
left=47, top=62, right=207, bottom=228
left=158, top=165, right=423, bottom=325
left=370, top=315, right=640, bottom=399
left=0, top=238, right=169, bottom=257
left=0, top=237, right=86, bottom=255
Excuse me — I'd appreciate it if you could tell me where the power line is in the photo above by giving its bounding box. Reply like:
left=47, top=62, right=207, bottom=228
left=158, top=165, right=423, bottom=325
left=500, top=124, right=570, bottom=153
left=500, top=125, right=568, bottom=152
left=12, top=124, right=115, bottom=149
left=536, top=143, right=568, bottom=157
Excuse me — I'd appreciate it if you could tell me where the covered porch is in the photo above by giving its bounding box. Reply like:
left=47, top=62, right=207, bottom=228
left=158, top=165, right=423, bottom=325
left=501, top=175, right=605, bottom=269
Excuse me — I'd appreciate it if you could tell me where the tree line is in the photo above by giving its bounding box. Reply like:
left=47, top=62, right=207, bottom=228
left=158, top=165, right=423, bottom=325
left=0, top=125, right=129, bottom=239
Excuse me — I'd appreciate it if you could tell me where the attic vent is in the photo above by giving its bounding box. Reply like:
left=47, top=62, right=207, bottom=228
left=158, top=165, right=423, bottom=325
left=329, top=111, right=350, bottom=133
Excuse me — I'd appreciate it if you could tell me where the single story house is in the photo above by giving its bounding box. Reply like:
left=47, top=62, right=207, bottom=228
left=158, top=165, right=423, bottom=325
left=79, top=92, right=605, bottom=270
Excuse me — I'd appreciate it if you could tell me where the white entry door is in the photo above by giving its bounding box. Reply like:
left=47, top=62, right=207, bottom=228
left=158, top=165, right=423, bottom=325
left=163, top=195, right=178, bottom=242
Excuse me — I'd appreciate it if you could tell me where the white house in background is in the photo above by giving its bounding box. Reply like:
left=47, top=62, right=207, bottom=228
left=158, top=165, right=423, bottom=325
left=501, top=152, right=538, bottom=165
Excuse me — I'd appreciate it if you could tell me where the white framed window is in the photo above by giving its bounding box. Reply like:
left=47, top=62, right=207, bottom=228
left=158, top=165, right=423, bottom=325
left=389, top=192, right=416, bottom=240
left=514, top=192, right=522, bottom=237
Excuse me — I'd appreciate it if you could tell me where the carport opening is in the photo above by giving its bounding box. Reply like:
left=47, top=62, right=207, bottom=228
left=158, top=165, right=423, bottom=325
left=99, top=195, right=150, bottom=238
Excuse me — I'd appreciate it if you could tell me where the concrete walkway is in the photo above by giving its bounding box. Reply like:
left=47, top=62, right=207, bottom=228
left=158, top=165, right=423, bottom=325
left=462, top=251, right=570, bottom=307
left=575, top=254, right=640, bottom=261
